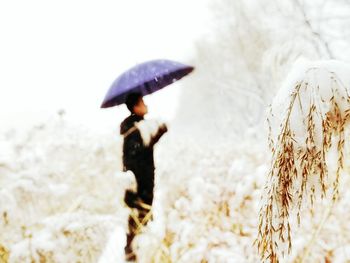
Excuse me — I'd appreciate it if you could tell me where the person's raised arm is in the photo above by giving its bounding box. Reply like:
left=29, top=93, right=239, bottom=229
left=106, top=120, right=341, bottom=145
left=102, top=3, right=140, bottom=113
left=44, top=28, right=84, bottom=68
left=149, top=123, right=168, bottom=147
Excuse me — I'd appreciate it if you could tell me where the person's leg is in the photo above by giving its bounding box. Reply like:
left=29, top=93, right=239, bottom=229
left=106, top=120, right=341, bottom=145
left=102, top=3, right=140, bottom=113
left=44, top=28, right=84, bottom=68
left=124, top=170, right=154, bottom=260
left=124, top=190, right=139, bottom=208
left=125, top=215, right=137, bottom=261
left=124, top=206, right=151, bottom=261
left=136, top=170, right=155, bottom=228
left=124, top=190, right=138, bottom=261
left=137, top=170, right=154, bottom=204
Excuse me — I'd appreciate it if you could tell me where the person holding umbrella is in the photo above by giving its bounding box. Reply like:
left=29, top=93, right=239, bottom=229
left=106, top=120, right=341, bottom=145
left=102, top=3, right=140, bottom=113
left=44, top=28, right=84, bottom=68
left=101, top=59, right=194, bottom=261
left=121, top=92, right=168, bottom=260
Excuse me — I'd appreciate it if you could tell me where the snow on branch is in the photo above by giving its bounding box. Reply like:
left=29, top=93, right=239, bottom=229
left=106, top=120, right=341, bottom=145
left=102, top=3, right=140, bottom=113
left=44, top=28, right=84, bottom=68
left=257, top=59, right=350, bottom=262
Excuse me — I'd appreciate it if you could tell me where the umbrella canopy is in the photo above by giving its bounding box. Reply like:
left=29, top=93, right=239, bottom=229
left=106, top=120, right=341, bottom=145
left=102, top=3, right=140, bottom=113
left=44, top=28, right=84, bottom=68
left=100, top=59, right=194, bottom=108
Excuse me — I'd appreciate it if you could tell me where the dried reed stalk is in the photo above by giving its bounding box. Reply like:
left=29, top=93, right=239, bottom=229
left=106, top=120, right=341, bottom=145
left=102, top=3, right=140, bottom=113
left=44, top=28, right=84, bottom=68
left=0, top=244, right=9, bottom=263
left=129, top=200, right=153, bottom=235
left=257, top=70, right=350, bottom=262
left=151, top=231, right=174, bottom=263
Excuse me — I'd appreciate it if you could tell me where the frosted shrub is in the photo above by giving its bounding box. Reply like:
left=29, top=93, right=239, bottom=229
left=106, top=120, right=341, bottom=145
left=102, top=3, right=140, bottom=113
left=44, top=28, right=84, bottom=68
left=0, top=116, right=130, bottom=263
left=129, top=135, right=266, bottom=263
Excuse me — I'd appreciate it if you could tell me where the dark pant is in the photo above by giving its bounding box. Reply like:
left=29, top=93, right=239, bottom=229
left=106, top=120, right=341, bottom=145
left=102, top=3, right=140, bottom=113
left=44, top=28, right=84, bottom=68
left=124, top=177, right=154, bottom=260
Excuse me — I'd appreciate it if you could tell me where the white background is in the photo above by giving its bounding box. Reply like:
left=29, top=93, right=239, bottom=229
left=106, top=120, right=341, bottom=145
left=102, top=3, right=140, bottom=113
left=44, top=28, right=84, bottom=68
left=0, top=0, right=209, bottom=130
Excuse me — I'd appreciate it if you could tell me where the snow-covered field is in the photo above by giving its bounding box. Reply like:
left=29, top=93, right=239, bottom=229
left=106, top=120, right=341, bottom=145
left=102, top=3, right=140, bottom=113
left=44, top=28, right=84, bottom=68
left=0, top=65, right=350, bottom=263
left=0, top=108, right=264, bottom=262
left=3, top=0, right=350, bottom=262
left=2, top=61, right=350, bottom=263
left=0, top=116, right=129, bottom=262
left=0, top=113, right=268, bottom=262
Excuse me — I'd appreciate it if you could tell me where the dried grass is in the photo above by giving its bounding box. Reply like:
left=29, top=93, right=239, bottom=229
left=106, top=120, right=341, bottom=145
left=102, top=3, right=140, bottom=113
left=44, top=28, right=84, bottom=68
left=257, top=70, right=350, bottom=262
left=129, top=201, right=153, bottom=236
left=0, top=244, right=9, bottom=263
left=150, top=230, right=174, bottom=263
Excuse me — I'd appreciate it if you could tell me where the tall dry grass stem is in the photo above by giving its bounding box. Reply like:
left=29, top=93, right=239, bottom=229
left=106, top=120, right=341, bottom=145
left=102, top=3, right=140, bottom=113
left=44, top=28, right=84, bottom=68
left=257, top=70, right=350, bottom=262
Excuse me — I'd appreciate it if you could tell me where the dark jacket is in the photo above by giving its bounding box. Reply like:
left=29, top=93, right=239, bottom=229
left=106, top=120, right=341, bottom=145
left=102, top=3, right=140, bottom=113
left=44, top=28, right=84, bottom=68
left=120, top=114, right=167, bottom=205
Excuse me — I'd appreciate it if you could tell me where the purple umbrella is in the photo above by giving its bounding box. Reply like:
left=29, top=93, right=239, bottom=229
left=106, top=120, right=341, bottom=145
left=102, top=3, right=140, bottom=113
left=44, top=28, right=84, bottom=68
left=100, top=59, right=194, bottom=108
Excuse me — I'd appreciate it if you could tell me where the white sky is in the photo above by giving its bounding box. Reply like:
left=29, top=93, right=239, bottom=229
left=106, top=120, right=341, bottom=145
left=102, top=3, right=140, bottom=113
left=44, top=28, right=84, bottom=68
left=0, top=0, right=209, bottom=131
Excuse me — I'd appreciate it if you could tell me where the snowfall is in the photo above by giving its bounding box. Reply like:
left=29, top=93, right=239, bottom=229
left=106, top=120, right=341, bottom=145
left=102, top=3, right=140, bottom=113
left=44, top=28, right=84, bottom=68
left=1, top=59, right=350, bottom=263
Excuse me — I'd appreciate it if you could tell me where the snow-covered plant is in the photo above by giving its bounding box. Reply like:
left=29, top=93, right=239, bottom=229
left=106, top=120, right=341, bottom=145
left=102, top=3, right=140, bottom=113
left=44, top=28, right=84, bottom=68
left=257, top=60, right=350, bottom=262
